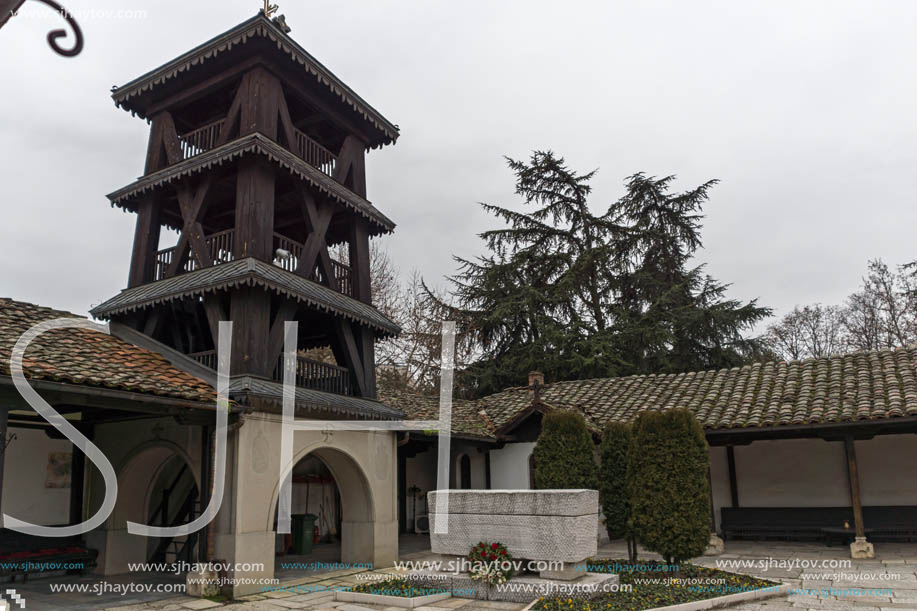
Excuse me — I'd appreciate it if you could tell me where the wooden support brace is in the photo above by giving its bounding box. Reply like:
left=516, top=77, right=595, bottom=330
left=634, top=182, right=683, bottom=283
left=333, top=320, right=367, bottom=397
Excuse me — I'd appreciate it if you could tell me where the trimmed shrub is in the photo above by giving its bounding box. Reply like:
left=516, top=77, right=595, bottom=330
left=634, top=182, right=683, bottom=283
left=532, top=410, right=598, bottom=490
left=627, top=409, right=710, bottom=565
left=599, top=422, right=631, bottom=540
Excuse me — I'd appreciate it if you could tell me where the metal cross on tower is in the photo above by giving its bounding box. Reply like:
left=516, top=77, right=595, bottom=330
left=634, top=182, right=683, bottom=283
left=262, top=0, right=278, bottom=17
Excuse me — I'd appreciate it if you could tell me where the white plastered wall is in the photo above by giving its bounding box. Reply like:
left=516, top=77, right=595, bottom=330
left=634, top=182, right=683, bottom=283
left=708, top=434, right=917, bottom=533
left=489, top=441, right=535, bottom=489
left=2, top=427, right=73, bottom=526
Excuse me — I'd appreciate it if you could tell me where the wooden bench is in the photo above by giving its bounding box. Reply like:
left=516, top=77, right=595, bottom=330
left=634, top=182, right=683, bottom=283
left=721, top=506, right=917, bottom=542
left=721, top=507, right=852, bottom=541
left=863, top=506, right=917, bottom=542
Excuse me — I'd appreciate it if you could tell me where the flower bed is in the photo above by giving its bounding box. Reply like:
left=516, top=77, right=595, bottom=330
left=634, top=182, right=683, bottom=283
left=349, top=577, right=446, bottom=597
left=532, top=559, right=778, bottom=611
left=336, top=577, right=453, bottom=609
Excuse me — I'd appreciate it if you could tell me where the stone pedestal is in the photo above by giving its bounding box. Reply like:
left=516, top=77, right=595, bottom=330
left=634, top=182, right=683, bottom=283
left=704, top=533, right=724, bottom=556
left=429, top=490, right=598, bottom=579
left=186, top=566, right=222, bottom=598
left=850, top=536, right=875, bottom=559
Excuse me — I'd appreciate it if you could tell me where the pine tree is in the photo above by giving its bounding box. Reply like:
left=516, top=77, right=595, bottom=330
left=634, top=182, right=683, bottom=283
left=436, top=155, right=771, bottom=396
left=443, top=152, right=623, bottom=396
left=611, top=173, right=771, bottom=374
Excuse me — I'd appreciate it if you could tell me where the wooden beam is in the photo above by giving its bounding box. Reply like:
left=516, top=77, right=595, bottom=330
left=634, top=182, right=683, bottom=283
left=238, top=67, right=281, bottom=140
left=143, top=310, right=162, bottom=337
left=266, top=300, right=300, bottom=369
left=69, top=431, right=87, bottom=525
left=166, top=176, right=215, bottom=277
left=144, top=56, right=264, bottom=118
left=229, top=287, right=272, bottom=377
left=294, top=187, right=335, bottom=284
left=332, top=320, right=367, bottom=397
left=279, top=74, right=372, bottom=147
left=706, top=466, right=717, bottom=533
left=198, top=425, right=211, bottom=563
left=0, top=376, right=233, bottom=416
left=202, top=297, right=225, bottom=346
left=128, top=194, right=162, bottom=287
left=333, top=135, right=366, bottom=197
left=357, top=327, right=376, bottom=398
left=348, top=218, right=372, bottom=303
left=0, top=404, right=8, bottom=517
left=726, top=446, right=739, bottom=508
left=234, top=157, right=275, bottom=261
left=844, top=436, right=866, bottom=538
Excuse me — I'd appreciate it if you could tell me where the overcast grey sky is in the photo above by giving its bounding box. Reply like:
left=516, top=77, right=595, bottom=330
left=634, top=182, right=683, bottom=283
left=1, top=0, right=915, bottom=328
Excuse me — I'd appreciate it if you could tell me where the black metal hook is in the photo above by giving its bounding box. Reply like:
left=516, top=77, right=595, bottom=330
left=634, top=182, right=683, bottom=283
left=34, top=0, right=82, bottom=57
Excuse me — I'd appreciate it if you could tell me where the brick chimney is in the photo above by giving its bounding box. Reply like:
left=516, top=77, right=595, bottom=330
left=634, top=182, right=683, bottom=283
left=528, top=371, right=545, bottom=387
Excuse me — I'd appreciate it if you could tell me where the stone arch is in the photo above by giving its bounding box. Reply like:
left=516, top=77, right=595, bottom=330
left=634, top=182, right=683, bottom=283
left=268, top=443, right=376, bottom=564
left=110, top=439, right=199, bottom=528
left=91, top=439, right=200, bottom=575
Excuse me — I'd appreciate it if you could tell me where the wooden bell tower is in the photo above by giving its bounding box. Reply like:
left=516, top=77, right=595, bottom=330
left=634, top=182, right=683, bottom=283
left=93, top=10, right=401, bottom=415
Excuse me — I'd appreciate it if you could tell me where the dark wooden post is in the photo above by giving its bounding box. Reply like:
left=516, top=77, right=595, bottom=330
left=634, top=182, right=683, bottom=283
left=726, top=446, right=739, bottom=508
left=198, top=424, right=211, bottom=562
left=128, top=195, right=162, bottom=287
left=0, top=406, right=8, bottom=515
left=707, top=466, right=717, bottom=532
left=69, top=443, right=86, bottom=526
left=348, top=218, right=376, bottom=396
left=230, top=287, right=272, bottom=377
left=844, top=436, right=866, bottom=538
left=349, top=219, right=372, bottom=304
left=234, top=158, right=275, bottom=262
left=238, top=67, right=280, bottom=140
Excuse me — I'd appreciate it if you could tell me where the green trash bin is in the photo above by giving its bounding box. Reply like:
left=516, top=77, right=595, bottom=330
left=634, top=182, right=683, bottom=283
left=291, top=513, right=318, bottom=554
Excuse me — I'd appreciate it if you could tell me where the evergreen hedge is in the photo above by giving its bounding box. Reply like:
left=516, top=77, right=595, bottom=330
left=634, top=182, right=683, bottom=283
left=532, top=410, right=598, bottom=490
left=599, top=422, right=631, bottom=540
left=627, top=409, right=710, bottom=564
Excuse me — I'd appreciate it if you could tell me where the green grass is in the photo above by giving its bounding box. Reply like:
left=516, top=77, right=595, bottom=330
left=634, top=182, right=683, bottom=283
left=533, top=559, right=778, bottom=611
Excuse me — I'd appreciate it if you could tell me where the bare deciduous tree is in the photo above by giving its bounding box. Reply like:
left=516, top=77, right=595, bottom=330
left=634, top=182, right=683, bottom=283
left=842, top=260, right=917, bottom=351
left=765, top=303, right=846, bottom=361
left=766, top=259, right=917, bottom=361
left=365, top=245, right=475, bottom=394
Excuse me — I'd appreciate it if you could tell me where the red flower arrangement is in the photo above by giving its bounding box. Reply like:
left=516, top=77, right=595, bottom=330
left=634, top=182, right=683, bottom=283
left=467, top=541, right=515, bottom=585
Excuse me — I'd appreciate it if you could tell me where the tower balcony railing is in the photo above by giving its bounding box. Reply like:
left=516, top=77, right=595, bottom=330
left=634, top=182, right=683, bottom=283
left=273, top=233, right=352, bottom=296
left=154, top=228, right=235, bottom=280
left=154, top=228, right=353, bottom=297
left=176, top=121, right=337, bottom=179
left=187, top=350, right=353, bottom=396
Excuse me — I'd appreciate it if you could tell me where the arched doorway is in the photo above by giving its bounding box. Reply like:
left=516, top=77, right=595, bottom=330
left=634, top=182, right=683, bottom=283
left=144, top=454, right=199, bottom=563
left=271, top=446, right=375, bottom=577
left=104, top=442, right=200, bottom=573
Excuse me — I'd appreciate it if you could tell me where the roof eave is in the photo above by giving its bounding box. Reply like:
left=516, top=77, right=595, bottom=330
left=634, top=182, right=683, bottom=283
left=106, top=133, right=396, bottom=235
left=110, top=13, right=399, bottom=147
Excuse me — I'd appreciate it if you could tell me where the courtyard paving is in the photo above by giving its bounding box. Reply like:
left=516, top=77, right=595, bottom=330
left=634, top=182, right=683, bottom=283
left=22, top=539, right=917, bottom=610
